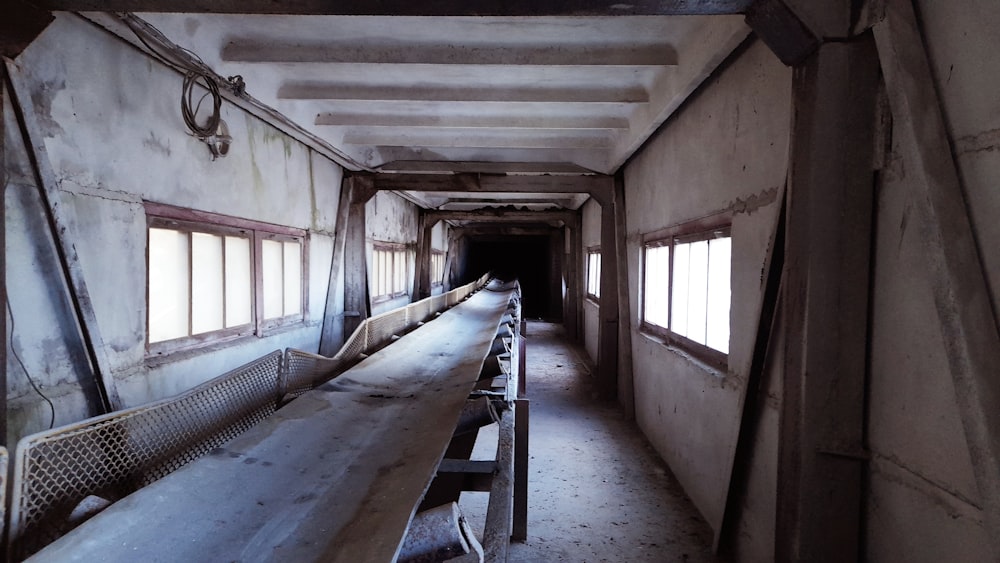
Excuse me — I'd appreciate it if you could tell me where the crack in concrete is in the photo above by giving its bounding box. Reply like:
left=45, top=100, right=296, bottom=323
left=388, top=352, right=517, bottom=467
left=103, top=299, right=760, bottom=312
left=955, top=128, right=1000, bottom=155
left=728, top=186, right=779, bottom=215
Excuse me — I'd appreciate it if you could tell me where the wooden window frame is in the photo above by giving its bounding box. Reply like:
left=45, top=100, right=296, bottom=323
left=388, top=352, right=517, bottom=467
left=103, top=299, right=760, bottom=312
left=145, top=202, right=308, bottom=358
left=586, top=247, right=601, bottom=300
left=641, top=213, right=732, bottom=370
left=372, top=241, right=410, bottom=303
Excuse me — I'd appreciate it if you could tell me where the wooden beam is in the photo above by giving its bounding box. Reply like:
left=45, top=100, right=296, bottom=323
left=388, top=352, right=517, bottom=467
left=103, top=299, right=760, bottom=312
left=874, top=1, right=1000, bottom=557
left=513, top=398, right=529, bottom=541
left=1, top=1, right=53, bottom=59
left=413, top=211, right=434, bottom=302
left=4, top=61, right=123, bottom=412
left=0, top=72, right=7, bottom=443
left=775, top=35, right=879, bottom=563
left=745, top=0, right=820, bottom=66
left=565, top=224, right=582, bottom=342
left=35, top=0, right=753, bottom=15
left=717, top=192, right=785, bottom=553
left=342, top=176, right=376, bottom=340
left=318, top=173, right=353, bottom=356
left=596, top=177, right=619, bottom=400
left=612, top=173, right=634, bottom=418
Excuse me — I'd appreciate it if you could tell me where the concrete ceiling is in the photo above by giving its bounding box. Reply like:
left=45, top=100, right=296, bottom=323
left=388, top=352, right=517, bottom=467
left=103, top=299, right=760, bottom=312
left=83, top=11, right=750, bottom=212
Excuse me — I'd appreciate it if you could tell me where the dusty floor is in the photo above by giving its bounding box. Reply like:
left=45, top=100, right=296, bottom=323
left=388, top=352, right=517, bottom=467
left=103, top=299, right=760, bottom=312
left=460, top=321, right=720, bottom=563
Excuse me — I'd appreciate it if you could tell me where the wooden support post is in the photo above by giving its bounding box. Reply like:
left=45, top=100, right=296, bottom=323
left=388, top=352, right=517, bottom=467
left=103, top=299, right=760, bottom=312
left=4, top=61, right=122, bottom=413
left=518, top=319, right=526, bottom=398
left=0, top=73, right=7, bottom=443
left=343, top=175, right=376, bottom=340
left=612, top=173, right=634, bottom=419
left=413, top=211, right=435, bottom=302
left=512, top=398, right=529, bottom=542
left=548, top=230, right=563, bottom=320
left=775, top=35, right=879, bottom=563
left=874, top=2, right=1000, bottom=557
left=318, top=173, right=353, bottom=356
left=596, top=180, right=619, bottom=399
left=717, top=193, right=785, bottom=552
left=564, top=221, right=581, bottom=342
left=482, top=407, right=515, bottom=560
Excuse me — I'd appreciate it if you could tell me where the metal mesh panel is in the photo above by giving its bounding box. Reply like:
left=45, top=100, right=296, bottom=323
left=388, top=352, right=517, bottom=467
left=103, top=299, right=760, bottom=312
left=282, top=349, right=345, bottom=399
left=9, top=351, right=283, bottom=560
left=335, top=323, right=368, bottom=363
left=367, top=307, right=409, bottom=348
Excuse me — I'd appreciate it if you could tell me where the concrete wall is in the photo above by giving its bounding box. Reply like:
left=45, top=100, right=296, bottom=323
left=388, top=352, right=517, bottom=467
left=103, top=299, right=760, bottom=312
left=581, top=198, right=601, bottom=362
left=863, top=1, right=999, bottom=559
left=621, top=38, right=790, bottom=543
left=4, top=14, right=344, bottom=443
left=366, top=191, right=419, bottom=316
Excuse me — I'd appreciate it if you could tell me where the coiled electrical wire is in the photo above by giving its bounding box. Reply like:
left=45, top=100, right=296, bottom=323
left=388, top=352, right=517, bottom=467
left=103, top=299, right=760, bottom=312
left=181, top=69, right=221, bottom=138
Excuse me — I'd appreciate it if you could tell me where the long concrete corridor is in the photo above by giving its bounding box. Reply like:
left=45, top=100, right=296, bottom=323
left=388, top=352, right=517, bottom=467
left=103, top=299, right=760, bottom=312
left=461, top=322, right=719, bottom=562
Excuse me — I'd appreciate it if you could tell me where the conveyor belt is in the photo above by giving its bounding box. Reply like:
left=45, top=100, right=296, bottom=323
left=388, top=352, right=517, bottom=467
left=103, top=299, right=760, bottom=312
left=30, top=284, right=516, bottom=562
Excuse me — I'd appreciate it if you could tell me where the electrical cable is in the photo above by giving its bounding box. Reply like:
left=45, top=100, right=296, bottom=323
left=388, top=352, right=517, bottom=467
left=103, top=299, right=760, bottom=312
left=181, top=69, right=222, bottom=138
left=110, top=12, right=372, bottom=171
left=7, top=301, right=57, bottom=430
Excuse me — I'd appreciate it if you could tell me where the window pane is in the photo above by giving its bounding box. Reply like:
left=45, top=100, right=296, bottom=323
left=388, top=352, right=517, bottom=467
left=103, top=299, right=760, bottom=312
left=283, top=241, right=302, bottom=315
left=148, top=228, right=190, bottom=342
left=686, top=240, right=709, bottom=344
left=262, top=239, right=284, bottom=319
left=644, top=245, right=669, bottom=328
left=224, top=236, right=252, bottom=327
left=395, top=250, right=406, bottom=294
left=191, top=232, right=224, bottom=334
left=671, top=243, right=689, bottom=336
left=706, top=237, right=732, bottom=353
left=377, top=250, right=387, bottom=297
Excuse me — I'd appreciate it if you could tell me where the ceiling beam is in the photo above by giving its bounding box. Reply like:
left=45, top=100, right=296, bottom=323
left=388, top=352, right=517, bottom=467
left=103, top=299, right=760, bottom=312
left=344, top=129, right=614, bottom=150
left=428, top=209, right=577, bottom=224
left=223, top=41, right=678, bottom=66
left=316, top=112, right=629, bottom=130
left=371, top=172, right=610, bottom=195
left=278, top=82, right=649, bottom=104
left=36, top=0, right=753, bottom=15
left=379, top=161, right=595, bottom=175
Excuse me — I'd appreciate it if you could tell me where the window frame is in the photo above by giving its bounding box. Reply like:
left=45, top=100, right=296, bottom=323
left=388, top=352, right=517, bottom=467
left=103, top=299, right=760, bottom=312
left=371, top=241, right=410, bottom=303
left=641, top=214, right=732, bottom=370
left=145, top=202, right=308, bottom=357
left=586, top=247, right=601, bottom=301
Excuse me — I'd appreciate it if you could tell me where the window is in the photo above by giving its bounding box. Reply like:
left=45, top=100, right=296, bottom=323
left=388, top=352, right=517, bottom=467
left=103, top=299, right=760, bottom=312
left=431, top=250, right=445, bottom=286
left=642, top=222, right=731, bottom=366
left=372, top=243, right=409, bottom=301
left=586, top=249, right=601, bottom=299
left=146, top=203, right=307, bottom=354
